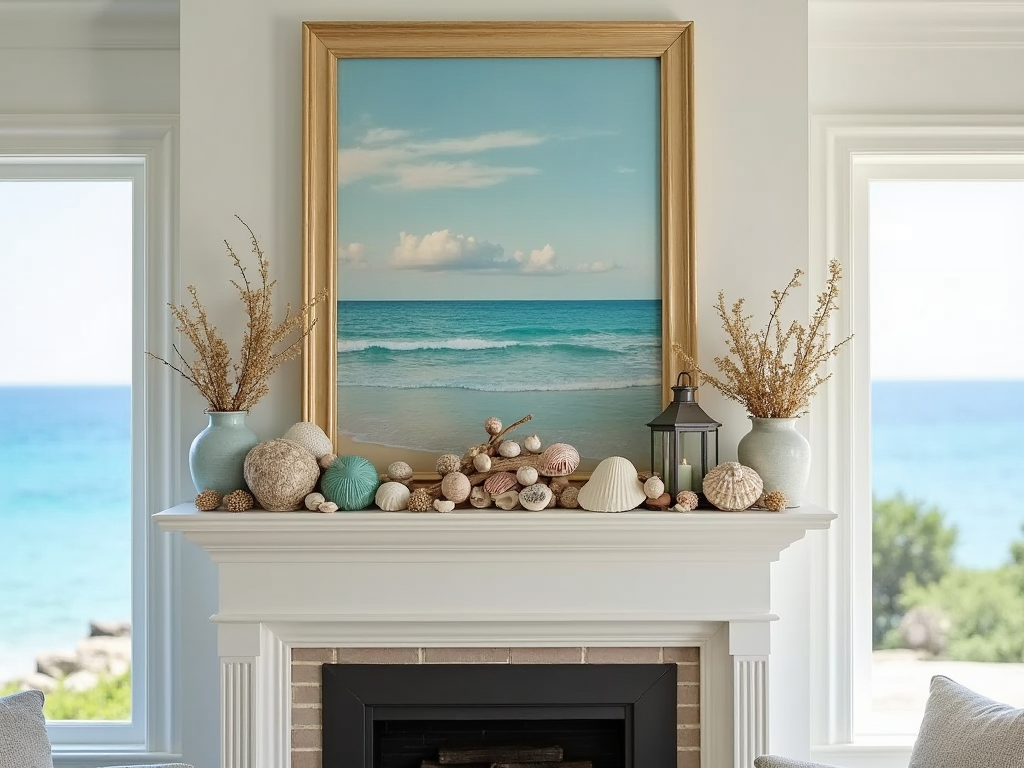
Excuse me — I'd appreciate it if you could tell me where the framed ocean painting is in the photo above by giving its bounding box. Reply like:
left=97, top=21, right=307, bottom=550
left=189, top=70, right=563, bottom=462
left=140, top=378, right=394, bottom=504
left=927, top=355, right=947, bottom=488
left=302, top=22, right=694, bottom=474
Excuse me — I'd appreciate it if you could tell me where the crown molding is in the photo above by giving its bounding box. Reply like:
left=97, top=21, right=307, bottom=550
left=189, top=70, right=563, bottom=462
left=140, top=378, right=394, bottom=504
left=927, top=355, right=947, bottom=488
left=0, top=0, right=178, bottom=51
left=810, top=1, right=1024, bottom=49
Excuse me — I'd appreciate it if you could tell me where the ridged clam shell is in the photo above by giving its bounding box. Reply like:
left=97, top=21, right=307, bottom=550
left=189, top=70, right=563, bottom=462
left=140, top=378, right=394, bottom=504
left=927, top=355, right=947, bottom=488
left=497, top=440, right=521, bottom=458
left=516, top=466, right=539, bottom=486
left=441, top=472, right=472, bottom=503
left=282, top=421, right=334, bottom=460
left=577, top=456, right=646, bottom=513
left=387, top=461, right=413, bottom=482
left=537, top=443, right=580, bottom=477
left=374, top=481, right=411, bottom=511
left=519, top=483, right=553, bottom=511
left=483, top=471, right=518, bottom=495
left=702, top=462, right=763, bottom=511
left=321, top=455, right=380, bottom=511
left=644, top=476, right=665, bottom=499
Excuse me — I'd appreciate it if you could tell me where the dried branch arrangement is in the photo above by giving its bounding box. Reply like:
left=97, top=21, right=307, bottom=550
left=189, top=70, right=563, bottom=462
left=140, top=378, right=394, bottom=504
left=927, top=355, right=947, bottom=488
left=149, top=216, right=327, bottom=412
left=672, top=260, right=852, bottom=418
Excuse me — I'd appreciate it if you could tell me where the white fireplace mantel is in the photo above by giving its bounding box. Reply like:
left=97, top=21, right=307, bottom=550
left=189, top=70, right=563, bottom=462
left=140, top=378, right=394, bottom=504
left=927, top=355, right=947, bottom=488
left=156, top=504, right=835, bottom=768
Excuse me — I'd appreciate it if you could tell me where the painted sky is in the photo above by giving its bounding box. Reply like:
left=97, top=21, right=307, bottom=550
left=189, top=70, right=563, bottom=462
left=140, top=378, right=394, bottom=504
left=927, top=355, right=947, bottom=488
left=869, top=180, right=1024, bottom=380
left=0, top=180, right=133, bottom=385
left=336, top=57, right=660, bottom=301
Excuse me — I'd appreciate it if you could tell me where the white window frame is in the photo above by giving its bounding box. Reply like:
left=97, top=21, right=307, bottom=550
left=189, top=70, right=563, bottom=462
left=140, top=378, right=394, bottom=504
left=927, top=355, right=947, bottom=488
left=808, top=114, right=1024, bottom=768
left=0, top=116, right=181, bottom=766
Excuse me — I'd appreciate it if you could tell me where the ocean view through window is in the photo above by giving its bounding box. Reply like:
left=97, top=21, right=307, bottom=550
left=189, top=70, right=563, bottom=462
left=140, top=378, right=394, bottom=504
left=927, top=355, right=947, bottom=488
left=0, top=178, right=134, bottom=721
left=868, top=180, right=1024, bottom=731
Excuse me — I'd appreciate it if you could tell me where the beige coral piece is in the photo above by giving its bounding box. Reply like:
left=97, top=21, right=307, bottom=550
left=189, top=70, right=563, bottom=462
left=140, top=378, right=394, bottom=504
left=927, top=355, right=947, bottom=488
left=702, top=461, right=763, bottom=511
left=243, top=438, right=320, bottom=512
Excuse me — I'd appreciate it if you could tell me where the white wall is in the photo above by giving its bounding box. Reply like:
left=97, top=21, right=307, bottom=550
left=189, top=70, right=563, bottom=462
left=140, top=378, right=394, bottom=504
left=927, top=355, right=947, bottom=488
left=179, top=1, right=809, bottom=764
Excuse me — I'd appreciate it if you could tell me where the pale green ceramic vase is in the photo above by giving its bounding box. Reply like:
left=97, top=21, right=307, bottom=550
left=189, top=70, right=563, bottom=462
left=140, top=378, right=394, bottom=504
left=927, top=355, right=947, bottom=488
left=189, top=411, right=259, bottom=494
left=736, top=417, right=810, bottom=508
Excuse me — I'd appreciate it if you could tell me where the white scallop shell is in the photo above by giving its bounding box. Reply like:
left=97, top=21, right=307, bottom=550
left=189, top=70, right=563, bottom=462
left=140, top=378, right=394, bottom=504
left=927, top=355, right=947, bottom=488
left=473, top=453, right=492, bottom=472
left=524, top=434, right=542, bottom=453
left=494, top=490, right=520, bottom=510
left=374, top=481, right=411, bottom=511
left=441, top=472, right=472, bottom=503
left=643, top=476, right=666, bottom=499
left=469, top=486, right=492, bottom=509
left=516, top=466, right=539, bottom=486
left=497, top=440, right=521, bottom=458
left=519, top=483, right=553, bottom=512
left=577, top=456, right=646, bottom=513
left=387, top=461, right=414, bottom=482
left=483, top=471, right=518, bottom=495
left=283, top=421, right=334, bottom=459
left=702, top=462, right=763, bottom=511
left=433, top=499, right=455, bottom=513
left=537, top=443, right=581, bottom=477
left=304, top=492, right=326, bottom=511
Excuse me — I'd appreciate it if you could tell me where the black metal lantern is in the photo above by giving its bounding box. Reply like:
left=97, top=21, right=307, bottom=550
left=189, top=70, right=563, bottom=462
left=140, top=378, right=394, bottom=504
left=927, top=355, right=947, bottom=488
left=646, top=371, right=721, bottom=501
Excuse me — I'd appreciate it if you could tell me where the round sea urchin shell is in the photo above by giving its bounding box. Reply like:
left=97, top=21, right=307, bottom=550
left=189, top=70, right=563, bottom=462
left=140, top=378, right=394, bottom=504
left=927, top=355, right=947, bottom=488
left=436, top=454, right=462, bottom=476
left=321, top=455, right=380, bottom=511
left=243, top=439, right=320, bottom=512
left=702, top=462, right=763, bottom=512
left=441, top=472, right=472, bottom=503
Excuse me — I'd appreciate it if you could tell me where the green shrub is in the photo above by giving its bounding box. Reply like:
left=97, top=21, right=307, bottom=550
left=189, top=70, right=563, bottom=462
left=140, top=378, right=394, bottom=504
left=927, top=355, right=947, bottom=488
left=0, top=670, right=131, bottom=721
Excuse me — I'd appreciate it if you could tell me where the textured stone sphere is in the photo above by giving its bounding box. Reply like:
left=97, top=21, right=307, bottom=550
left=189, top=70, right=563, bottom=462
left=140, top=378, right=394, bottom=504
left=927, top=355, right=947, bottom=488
left=321, top=455, right=380, bottom=511
left=243, top=439, right=320, bottom=512
left=282, top=421, right=334, bottom=459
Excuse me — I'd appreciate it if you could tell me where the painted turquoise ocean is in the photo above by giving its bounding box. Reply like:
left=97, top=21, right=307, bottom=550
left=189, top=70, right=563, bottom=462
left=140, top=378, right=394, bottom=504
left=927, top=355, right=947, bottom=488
left=1, top=379, right=1022, bottom=679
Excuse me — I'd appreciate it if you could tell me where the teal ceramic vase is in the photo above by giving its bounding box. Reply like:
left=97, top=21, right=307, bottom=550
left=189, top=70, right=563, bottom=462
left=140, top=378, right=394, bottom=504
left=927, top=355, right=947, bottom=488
left=736, top=417, right=810, bottom=508
left=189, top=411, right=259, bottom=494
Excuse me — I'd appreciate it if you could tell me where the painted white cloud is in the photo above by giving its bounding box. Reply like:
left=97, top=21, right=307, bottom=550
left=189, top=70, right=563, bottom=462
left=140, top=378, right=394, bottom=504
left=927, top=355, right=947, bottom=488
left=576, top=260, right=621, bottom=273
left=391, top=230, right=506, bottom=271
left=616, top=166, right=637, bottom=174
left=338, top=242, right=367, bottom=268
left=339, top=128, right=543, bottom=190
left=513, top=245, right=558, bottom=273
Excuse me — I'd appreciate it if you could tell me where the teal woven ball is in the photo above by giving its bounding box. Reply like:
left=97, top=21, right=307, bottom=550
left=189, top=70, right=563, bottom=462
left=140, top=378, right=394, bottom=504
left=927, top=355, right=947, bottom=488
left=321, top=455, right=380, bottom=511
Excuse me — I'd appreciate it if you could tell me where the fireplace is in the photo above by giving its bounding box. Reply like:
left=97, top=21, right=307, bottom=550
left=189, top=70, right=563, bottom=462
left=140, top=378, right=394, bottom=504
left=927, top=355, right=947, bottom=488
left=321, top=663, right=677, bottom=768
left=155, top=504, right=835, bottom=768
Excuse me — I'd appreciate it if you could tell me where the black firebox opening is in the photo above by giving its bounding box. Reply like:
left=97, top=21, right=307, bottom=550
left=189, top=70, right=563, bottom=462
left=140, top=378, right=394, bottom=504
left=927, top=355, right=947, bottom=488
left=322, top=663, right=677, bottom=768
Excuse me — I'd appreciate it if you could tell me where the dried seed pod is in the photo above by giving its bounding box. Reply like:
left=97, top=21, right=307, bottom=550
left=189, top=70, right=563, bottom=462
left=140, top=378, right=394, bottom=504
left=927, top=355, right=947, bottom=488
left=195, top=489, right=223, bottom=511
left=759, top=490, right=788, bottom=512
left=224, top=489, right=254, bottom=512
left=436, top=453, right=462, bottom=476
left=407, top=488, right=433, bottom=512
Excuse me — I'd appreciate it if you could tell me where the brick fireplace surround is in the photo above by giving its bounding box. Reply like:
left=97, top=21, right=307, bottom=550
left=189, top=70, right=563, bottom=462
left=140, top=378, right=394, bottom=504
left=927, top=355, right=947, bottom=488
left=291, top=645, right=701, bottom=768
left=156, top=505, right=834, bottom=768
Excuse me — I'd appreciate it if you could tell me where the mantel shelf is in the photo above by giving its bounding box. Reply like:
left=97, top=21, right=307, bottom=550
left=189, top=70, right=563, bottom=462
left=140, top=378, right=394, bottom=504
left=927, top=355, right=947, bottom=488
left=154, top=502, right=835, bottom=563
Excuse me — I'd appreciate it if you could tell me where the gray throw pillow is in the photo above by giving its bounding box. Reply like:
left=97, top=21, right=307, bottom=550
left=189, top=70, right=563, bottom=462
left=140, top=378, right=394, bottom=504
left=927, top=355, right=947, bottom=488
left=0, top=690, right=53, bottom=768
left=909, top=675, right=1024, bottom=768
left=754, top=757, right=839, bottom=768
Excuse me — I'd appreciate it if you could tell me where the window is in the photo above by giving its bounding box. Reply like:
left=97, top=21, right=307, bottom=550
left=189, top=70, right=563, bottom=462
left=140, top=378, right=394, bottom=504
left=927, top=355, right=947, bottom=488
left=0, top=118, right=178, bottom=761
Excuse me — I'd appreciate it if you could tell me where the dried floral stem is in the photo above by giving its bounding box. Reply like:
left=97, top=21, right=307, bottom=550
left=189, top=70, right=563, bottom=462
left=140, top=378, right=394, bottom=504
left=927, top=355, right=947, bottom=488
left=149, top=216, right=327, bottom=412
left=673, top=260, right=852, bottom=418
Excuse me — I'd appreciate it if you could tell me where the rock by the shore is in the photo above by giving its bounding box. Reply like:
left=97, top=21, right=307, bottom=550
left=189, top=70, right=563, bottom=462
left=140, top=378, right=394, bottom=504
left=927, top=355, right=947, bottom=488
left=5, top=622, right=131, bottom=694
left=90, top=620, right=130, bottom=638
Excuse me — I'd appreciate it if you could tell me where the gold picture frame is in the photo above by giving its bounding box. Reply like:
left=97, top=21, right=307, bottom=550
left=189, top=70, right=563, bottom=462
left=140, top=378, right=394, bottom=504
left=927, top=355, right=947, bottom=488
left=302, top=21, right=695, bottom=468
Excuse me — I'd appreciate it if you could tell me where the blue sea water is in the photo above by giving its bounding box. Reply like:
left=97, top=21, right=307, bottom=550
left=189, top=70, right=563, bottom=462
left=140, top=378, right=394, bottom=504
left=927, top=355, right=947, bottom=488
left=871, top=380, right=1024, bottom=569
left=0, top=386, right=131, bottom=680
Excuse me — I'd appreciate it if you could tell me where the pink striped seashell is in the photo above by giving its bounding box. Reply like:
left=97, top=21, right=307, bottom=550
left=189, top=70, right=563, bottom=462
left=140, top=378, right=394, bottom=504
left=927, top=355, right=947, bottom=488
left=483, top=471, right=518, bottom=495
left=537, top=443, right=581, bottom=477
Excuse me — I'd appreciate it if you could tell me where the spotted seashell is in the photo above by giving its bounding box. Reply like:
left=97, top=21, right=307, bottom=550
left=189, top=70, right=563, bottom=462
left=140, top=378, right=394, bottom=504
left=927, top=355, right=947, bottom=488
left=577, top=456, right=645, bottom=513
left=524, top=434, right=542, bottom=453
left=282, top=421, right=334, bottom=460
left=436, top=453, right=462, bottom=476
left=519, top=483, right=552, bottom=512
left=433, top=499, right=455, bottom=513
left=537, top=443, right=581, bottom=477
left=374, top=481, right=411, bottom=511
left=483, top=471, right=518, bottom=495
left=473, top=453, right=492, bottom=472
left=497, top=440, right=521, bottom=458
left=441, top=472, right=472, bottom=503
left=469, top=486, right=492, bottom=508
left=494, top=490, right=520, bottom=510
left=387, top=461, right=414, bottom=482
left=702, top=462, right=763, bottom=512
left=516, top=466, right=538, bottom=486
left=484, top=416, right=502, bottom=435
left=321, top=455, right=380, bottom=511
left=644, top=476, right=665, bottom=499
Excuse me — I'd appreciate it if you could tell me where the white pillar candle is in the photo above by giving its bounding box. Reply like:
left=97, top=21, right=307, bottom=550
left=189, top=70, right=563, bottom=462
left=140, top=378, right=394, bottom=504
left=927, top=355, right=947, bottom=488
left=677, top=459, right=693, bottom=492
